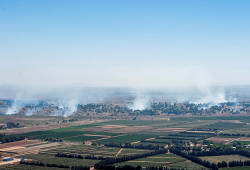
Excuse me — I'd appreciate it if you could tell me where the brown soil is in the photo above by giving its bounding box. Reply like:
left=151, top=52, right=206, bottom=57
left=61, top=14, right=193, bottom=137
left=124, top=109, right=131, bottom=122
left=0, top=120, right=105, bottom=135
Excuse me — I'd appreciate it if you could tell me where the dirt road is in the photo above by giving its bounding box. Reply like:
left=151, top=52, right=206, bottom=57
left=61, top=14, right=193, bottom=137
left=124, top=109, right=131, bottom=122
left=115, top=148, right=123, bottom=157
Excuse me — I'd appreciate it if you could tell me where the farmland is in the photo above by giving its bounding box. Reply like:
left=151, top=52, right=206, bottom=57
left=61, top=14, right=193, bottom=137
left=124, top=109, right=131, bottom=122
left=0, top=116, right=250, bottom=169
left=221, top=167, right=250, bottom=170
left=115, top=153, right=205, bottom=169
left=200, top=155, right=250, bottom=163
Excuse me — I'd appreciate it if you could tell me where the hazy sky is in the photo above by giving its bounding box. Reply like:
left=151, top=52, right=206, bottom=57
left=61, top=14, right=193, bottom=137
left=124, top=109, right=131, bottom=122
left=1, top=0, right=250, bottom=89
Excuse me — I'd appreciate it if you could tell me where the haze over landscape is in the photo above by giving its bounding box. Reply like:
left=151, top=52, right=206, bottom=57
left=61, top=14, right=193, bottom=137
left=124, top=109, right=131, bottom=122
left=1, top=1, right=250, bottom=170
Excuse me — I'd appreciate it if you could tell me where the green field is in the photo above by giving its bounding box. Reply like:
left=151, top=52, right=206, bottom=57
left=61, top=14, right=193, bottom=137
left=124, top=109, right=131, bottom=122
left=115, top=153, right=205, bottom=169
left=95, top=133, right=157, bottom=145
left=1, top=116, right=250, bottom=170
left=2, top=164, right=64, bottom=170
left=40, top=144, right=120, bottom=158
left=221, top=166, right=250, bottom=170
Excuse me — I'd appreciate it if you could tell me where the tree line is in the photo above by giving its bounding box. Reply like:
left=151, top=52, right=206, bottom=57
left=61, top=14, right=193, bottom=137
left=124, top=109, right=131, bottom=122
left=190, top=148, right=250, bottom=158
left=216, top=160, right=250, bottom=168
left=56, top=152, right=105, bottom=160
left=170, top=147, right=250, bottom=170
left=228, top=160, right=250, bottom=167
left=94, top=165, right=195, bottom=170
left=0, top=135, right=25, bottom=143
left=169, top=148, right=218, bottom=170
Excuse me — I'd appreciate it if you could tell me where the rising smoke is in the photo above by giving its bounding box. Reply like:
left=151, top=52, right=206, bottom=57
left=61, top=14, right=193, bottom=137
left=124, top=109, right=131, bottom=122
left=128, top=91, right=151, bottom=110
left=0, top=85, right=242, bottom=116
left=53, top=99, right=78, bottom=117
left=6, top=100, right=19, bottom=115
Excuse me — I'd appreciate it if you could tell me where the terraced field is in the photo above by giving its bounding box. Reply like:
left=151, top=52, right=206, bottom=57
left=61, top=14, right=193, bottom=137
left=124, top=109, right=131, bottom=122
left=40, top=144, right=120, bottom=158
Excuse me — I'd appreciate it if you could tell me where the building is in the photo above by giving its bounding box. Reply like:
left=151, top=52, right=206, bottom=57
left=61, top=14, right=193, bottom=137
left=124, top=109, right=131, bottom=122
left=3, top=157, right=14, bottom=162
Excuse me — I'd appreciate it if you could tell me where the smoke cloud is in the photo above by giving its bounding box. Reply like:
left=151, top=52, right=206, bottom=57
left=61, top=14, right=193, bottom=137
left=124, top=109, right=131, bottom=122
left=128, top=91, right=151, bottom=110
left=0, top=83, right=247, bottom=117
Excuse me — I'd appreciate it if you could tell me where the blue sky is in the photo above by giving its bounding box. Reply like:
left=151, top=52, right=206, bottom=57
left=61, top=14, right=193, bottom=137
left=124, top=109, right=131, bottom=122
left=1, top=0, right=250, bottom=89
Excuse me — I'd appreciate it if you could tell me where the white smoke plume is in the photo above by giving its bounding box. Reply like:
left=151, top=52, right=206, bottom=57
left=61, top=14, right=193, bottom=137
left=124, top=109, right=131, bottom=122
left=193, top=89, right=228, bottom=105
left=128, top=90, right=151, bottom=110
left=0, top=85, right=243, bottom=115
left=49, top=99, right=78, bottom=117
left=25, top=107, right=41, bottom=116
left=6, top=100, right=19, bottom=115
left=61, top=99, right=78, bottom=117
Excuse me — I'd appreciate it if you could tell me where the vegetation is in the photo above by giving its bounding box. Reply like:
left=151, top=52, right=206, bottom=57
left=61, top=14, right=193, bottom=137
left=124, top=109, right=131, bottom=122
left=77, top=102, right=250, bottom=116
left=1, top=116, right=250, bottom=170
left=94, top=149, right=168, bottom=169
left=0, top=135, right=25, bottom=143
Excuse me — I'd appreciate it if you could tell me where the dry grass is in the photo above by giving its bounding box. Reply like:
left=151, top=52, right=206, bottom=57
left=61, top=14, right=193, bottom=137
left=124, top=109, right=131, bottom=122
left=207, top=137, right=250, bottom=144
left=200, top=155, right=250, bottom=163
left=0, top=140, right=42, bottom=149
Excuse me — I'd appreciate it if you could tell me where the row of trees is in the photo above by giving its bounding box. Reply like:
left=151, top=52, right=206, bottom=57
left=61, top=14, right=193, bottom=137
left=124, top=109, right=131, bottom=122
left=170, top=147, right=250, bottom=170
left=56, top=153, right=105, bottom=160
left=0, top=135, right=25, bottom=143
left=169, top=148, right=218, bottom=170
left=217, top=160, right=250, bottom=168
left=191, top=148, right=250, bottom=158
left=94, top=165, right=193, bottom=170
left=20, top=160, right=70, bottom=169
left=228, top=160, right=250, bottom=167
